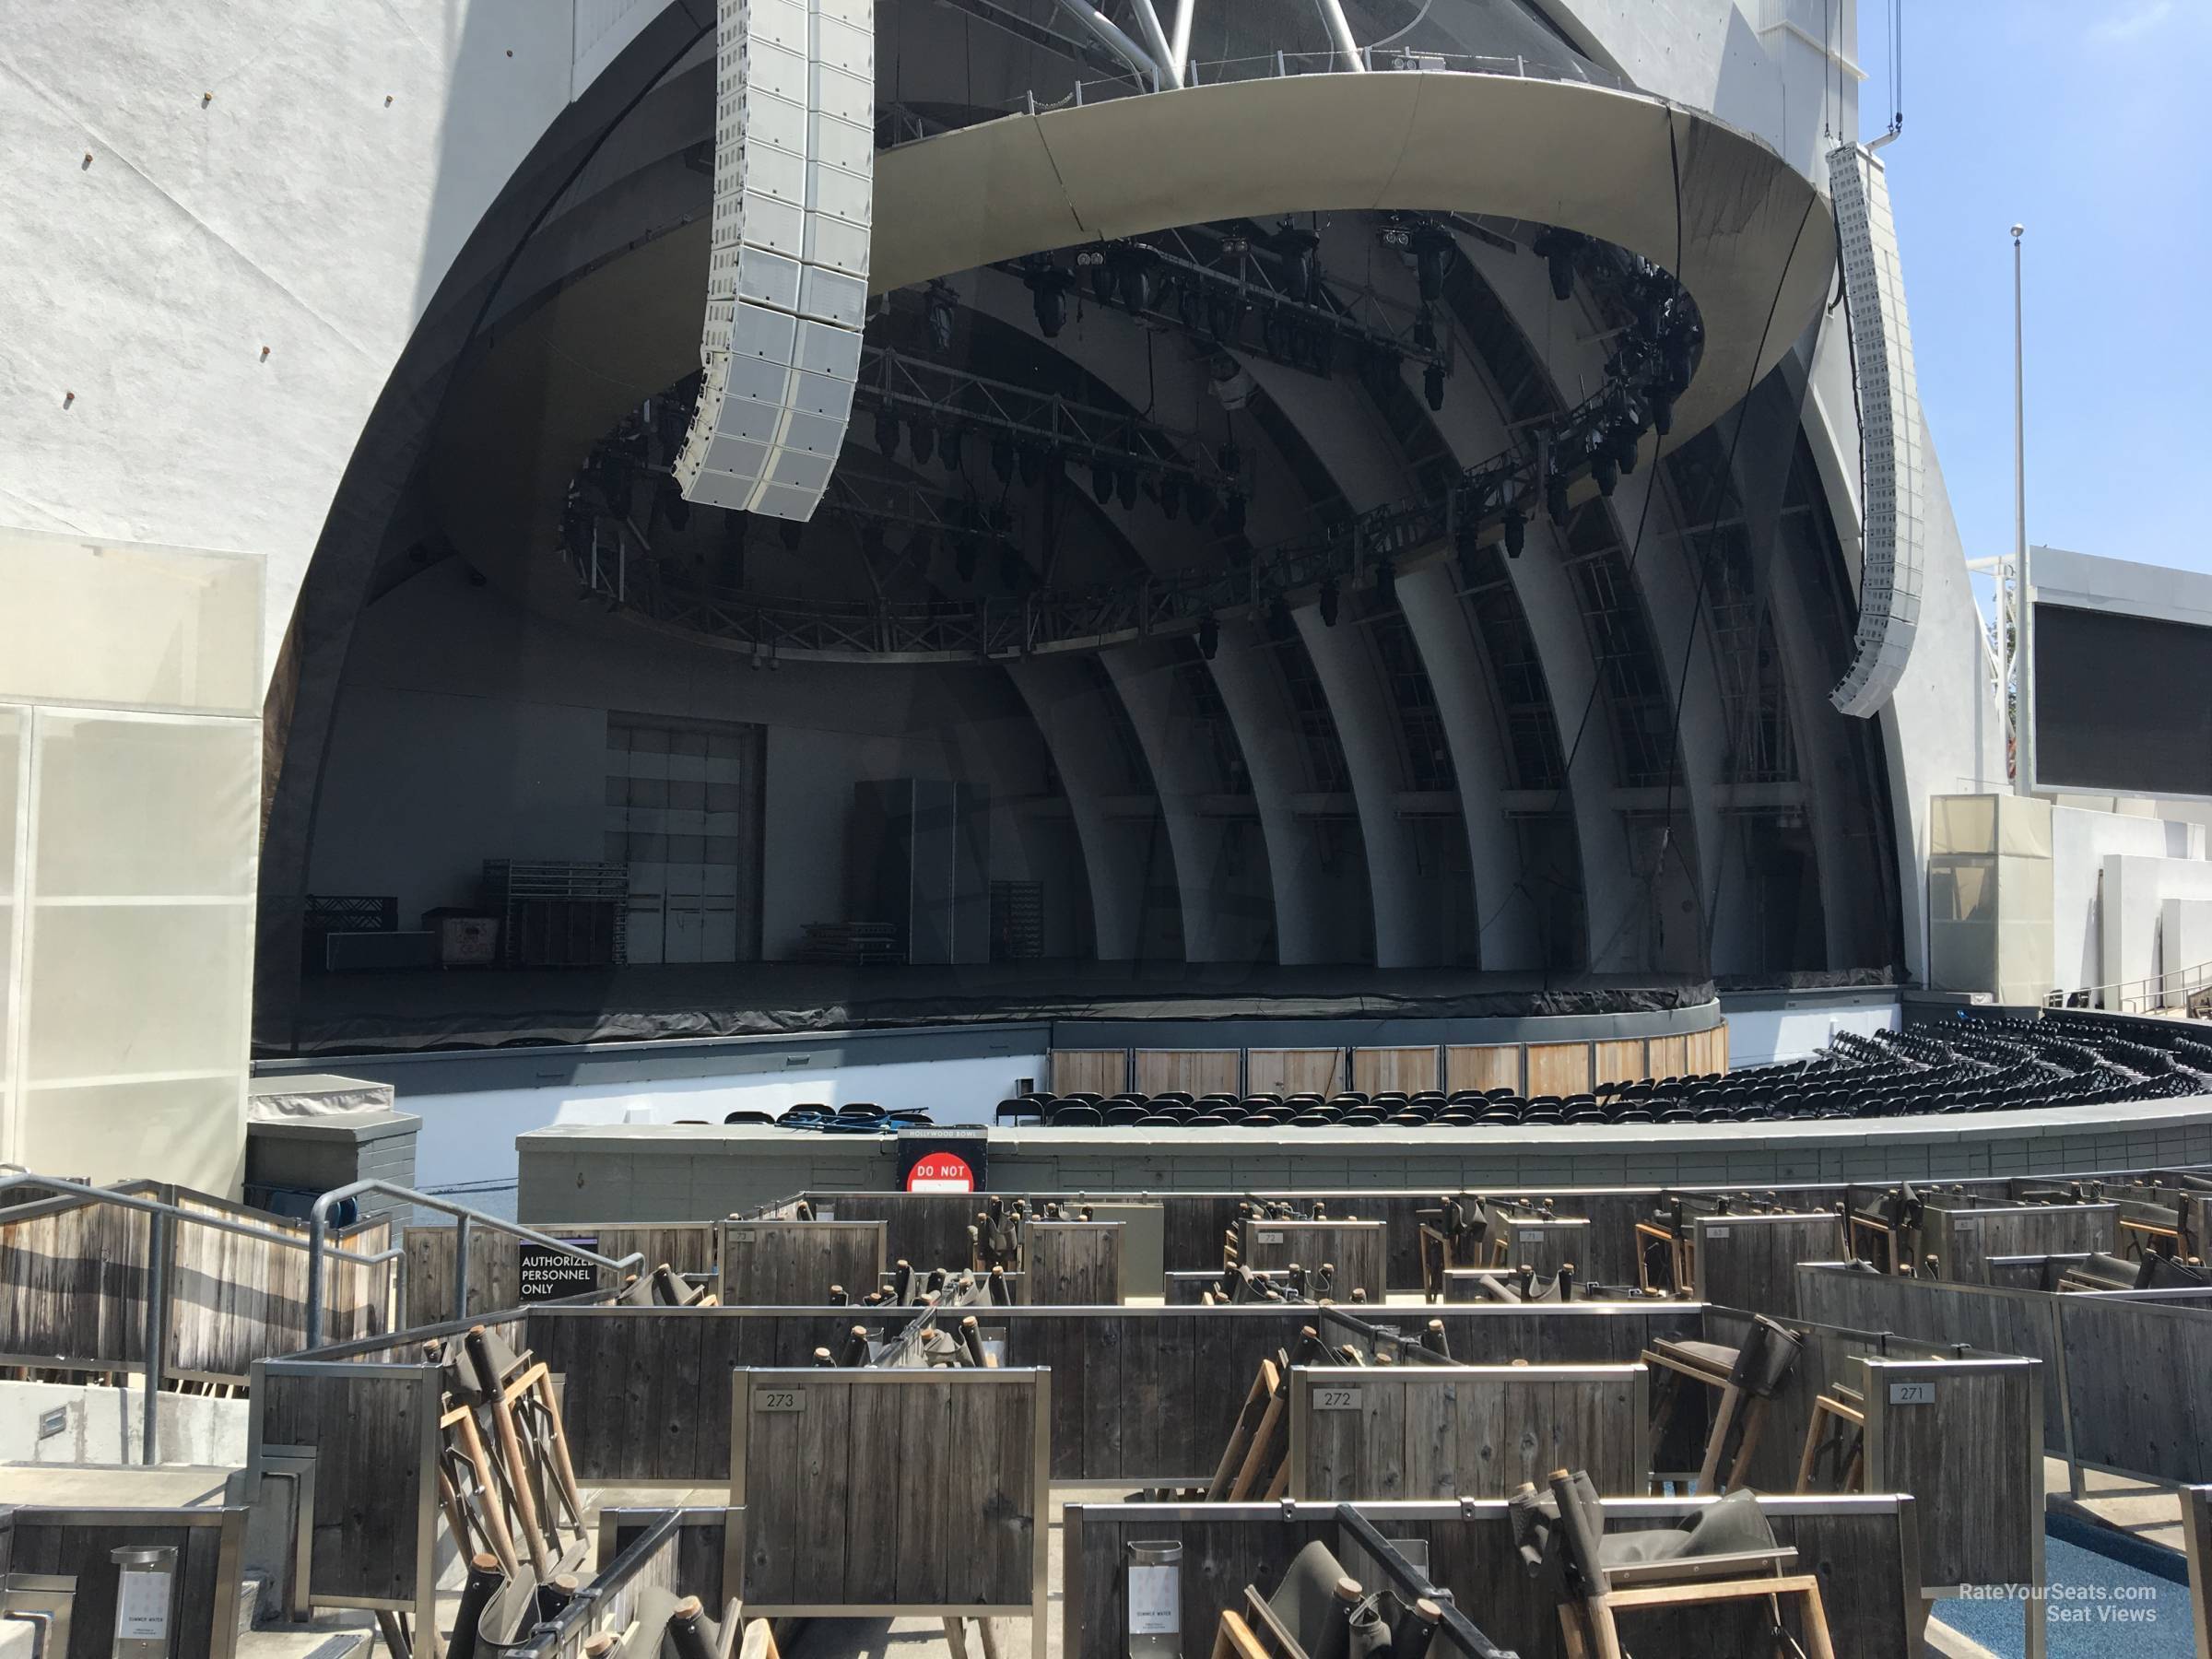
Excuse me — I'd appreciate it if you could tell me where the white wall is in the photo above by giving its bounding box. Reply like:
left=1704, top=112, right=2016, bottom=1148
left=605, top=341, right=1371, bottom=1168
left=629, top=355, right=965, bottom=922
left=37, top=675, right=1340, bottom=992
left=1724, top=995, right=1900, bottom=1066
left=401, top=1046, right=1047, bottom=1195
left=2050, top=804, right=2200, bottom=996
left=0, top=1377, right=247, bottom=1466
left=2102, top=853, right=2212, bottom=1009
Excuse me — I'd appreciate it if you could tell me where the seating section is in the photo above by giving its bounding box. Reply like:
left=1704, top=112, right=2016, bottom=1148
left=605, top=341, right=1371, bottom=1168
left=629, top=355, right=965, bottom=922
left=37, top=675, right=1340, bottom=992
left=738, top=1014, right=2212, bottom=1133
left=984, top=1015, right=2212, bottom=1130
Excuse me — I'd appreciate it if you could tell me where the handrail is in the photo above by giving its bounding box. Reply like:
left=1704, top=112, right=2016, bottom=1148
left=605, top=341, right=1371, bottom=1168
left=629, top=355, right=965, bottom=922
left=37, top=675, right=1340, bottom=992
left=1334, top=1503, right=1520, bottom=1659
left=303, top=1181, right=643, bottom=1352
left=0, top=1171, right=403, bottom=1465
left=2046, top=956, right=2212, bottom=1016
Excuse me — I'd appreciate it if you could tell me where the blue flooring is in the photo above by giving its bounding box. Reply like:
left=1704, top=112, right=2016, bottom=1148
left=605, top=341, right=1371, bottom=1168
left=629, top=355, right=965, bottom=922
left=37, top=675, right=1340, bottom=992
left=1935, top=1529, right=2193, bottom=1657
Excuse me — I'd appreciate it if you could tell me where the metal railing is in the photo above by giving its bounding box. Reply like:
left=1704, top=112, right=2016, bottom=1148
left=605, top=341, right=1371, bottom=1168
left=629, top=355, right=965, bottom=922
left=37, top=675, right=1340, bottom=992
left=0, top=1172, right=400, bottom=1464
left=878, top=46, right=1629, bottom=148
left=303, top=1181, right=643, bottom=1355
left=2045, top=959, right=2212, bottom=1016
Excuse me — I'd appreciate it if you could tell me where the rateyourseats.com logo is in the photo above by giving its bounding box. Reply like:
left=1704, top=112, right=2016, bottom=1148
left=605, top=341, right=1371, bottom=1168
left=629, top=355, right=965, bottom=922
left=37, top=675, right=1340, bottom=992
left=1956, top=1583, right=2170, bottom=1625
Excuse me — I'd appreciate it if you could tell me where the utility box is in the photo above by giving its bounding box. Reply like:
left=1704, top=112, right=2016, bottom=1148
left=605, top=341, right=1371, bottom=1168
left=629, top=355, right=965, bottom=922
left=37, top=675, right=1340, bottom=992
left=245, top=1074, right=418, bottom=1221
left=423, top=908, right=500, bottom=968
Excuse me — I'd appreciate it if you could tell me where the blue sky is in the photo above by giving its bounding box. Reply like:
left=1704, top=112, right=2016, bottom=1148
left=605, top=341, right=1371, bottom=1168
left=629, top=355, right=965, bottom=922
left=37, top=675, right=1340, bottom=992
left=1855, top=1, right=2212, bottom=574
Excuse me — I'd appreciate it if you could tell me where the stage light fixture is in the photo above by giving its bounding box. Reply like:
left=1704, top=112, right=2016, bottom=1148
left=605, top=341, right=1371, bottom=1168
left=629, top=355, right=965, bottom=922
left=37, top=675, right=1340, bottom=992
left=940, top=425, right=963, bottom=470
left=874, top=407, right=900, bottom=457
left=1504, top=508, right=1526, bottom=559
left=1159, top=477, right=1182, bottom=520
left=1592, top=448, right=1619, bottom=498
left=1276, top=220, right=1322, bottom=301
left=992, top=434, right=1015, bottom=483
left=909, top=420, right=935, bottom=465
left=1197, top=613, right=1220, bottom=659
left=1018, top=444, right=1043, bottom=487
left=1218, top=492, right=1247, bottom=536
left=1652, top=392, right=1675, bottom=437
left=924, top=281, right=958, bottom=353
left=1218, top=441, right=1243, bottom=477
left=1412, top=308, right=1436, bottom=353
left=1206, top=289, right=1241, bottom=344
left=1409, top=219, right=1453, bottom=303
left=1546, top=467, right=1571, bottom=526
left=1023, top=258, right=1072, bottom=337
left=1532, top=229, right=1576, bottom=301
left=1612, top=422, right=1638, bottom=476
left=1424, top=359, right=1446, bottom=411
left=1091, top=458, right=1114, bottom=504
left=1087, top=251, right=1115, bottom=305
left=1318, top=576, right=1340, bottom=627
left=1117, top=465, right=1140, bottom=511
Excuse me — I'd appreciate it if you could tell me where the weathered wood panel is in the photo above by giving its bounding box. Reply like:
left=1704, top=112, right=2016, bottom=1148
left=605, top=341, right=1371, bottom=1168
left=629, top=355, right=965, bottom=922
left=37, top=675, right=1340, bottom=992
left=2054, top=1294, right=2212, bottom=1484
left=1349, top=1046, right=1441, bottom=1094
left=1290, top=1365, right=1646, bottom=1499
left=254, top=1361, right=433, bottom=1605
left=1051, top=1051, right=1130, bottom=1095
left=719, top=1220, right=885, bottom=1305
left=1244, top=1049, right=1344, bottom=1095
left=1026, top=1221, right=1123, bottom=1304
left=1236, top=1219, right=1388, bottom=1301
left=404, top=1224, right=525, bottom=1325
left=526, top=1303, right=1704, bottom=1486
left=734, top=1368, right=1041, bottom=1612
left=1500, top=1217, right=1590, bottom=1278
left=1646, top=1032, right=1689, bottom=1078
left=1692, top=1212, right=1846, bottom=1320
left=6, top=1512, right=234, bottom=1659
left=1860, top=1356, right=2041, bottom=1594
left=1443, top=1043, right=1522, bottom=1095
left=810, top=1194, right=1010, bottom=1274
left=1593, top=1039, right=1645, bottom=1088
left=1065, top=1497, right=1921, bottom=1659
left=1685, top=1021, right=1730, bottom=1076
left=1134, top=1050, right=1240, bottom=1097
left=1524, top=1041, right=1592, bottom=1098
left=0, top=1197, right=153, bottom=1369
left=1928, top=1204, right=2118, bottom=1283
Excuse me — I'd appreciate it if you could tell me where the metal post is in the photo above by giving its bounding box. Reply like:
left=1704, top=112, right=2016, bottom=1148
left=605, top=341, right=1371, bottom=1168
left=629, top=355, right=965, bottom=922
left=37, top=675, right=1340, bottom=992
left=304, top=1206, right=326, bottom=1352
left=454, top=1211, right=474, bottom=1322
left=141, top=1208, right=169, bottom=1465
left=2011, top=222, right=2030, bottom=794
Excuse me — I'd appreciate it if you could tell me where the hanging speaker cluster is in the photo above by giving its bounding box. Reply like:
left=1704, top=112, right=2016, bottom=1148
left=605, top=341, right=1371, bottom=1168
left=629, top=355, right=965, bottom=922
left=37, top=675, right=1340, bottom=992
left=1828, top=142, right=1924, bottom=717
left=673, top=0, right=875, bottom=521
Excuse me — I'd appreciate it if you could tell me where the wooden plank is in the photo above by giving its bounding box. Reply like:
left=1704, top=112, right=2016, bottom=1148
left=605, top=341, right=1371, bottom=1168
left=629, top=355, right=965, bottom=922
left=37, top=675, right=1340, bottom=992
left=1235, top=1220, right=1387, bottom=1301
left=1027, top=1222, right=1123, bottom=1305
left=790, top=1378, right=851, bottom=1603
left=1646, top=1032, right=1689, bottom=1078
left=1444, top=1043, right=1523, bottom=1096
left=1524, top=1041, right=1592, bottom=1098
left=1500, top=1218, right=1590, bottom=1278
left=1348, top=1046, right=1440, bottom=1095
left=259, top=1368, right=428, bottom=1604
left=1134, top=1051, right=1240, bottom=1097
left=1931, top=1204, right=2118, bottom=1284
left=1593, top=1039, right=1646, bottom=1089
left=1050, top=1051, right=1129, bottom=1095
left=1861, top=1358, right=2040, bottom=1592
left=1244, top=1049, right=1342, bottom=1096
left=720, top=1220, right=886, bottom=1305
left=842, top=1380, right=901, bottom=1603
left=893, top=1377, right=953, bottom=1604
left=738, top=1377, right=802, bottom=1605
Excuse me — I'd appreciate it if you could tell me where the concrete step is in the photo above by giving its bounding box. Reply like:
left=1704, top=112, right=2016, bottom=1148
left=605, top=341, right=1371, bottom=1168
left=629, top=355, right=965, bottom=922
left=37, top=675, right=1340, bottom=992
left=235, top=1630, right=372, bottom=1659
left=235, top=1574, right=264, bottom=1641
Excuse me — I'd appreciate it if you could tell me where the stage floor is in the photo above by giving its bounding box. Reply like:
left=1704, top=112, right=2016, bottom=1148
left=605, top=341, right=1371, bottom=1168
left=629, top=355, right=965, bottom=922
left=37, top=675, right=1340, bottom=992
left=271, top=959, right=1720, bottom=1056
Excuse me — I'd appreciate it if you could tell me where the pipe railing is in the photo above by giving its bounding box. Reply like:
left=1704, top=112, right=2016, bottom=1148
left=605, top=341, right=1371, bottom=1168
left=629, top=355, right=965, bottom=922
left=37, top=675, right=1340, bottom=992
left=303, top=1181, right=643, bottom=1355
left=0, top=1172, right=401, bottom=1464
left=2045, top=958, right=2212, bottom=1016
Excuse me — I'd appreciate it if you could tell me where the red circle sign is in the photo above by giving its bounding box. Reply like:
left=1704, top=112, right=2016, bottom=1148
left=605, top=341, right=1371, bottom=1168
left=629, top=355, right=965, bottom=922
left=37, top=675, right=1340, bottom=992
left=906, top=1153, right=976, bottom=1193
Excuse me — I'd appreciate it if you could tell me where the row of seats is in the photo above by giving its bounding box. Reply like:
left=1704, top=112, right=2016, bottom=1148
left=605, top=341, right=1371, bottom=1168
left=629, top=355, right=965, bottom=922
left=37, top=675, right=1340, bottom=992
left=985, top=1014, right=2212, bottom=1129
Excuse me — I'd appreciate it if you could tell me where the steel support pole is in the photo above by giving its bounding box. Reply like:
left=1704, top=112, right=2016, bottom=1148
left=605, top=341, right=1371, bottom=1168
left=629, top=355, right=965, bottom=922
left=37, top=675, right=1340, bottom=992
left=454, top=1212, right=474, bottom=1324
left=141, top=1208, right=169, bottom=1465
left=2011, top=224, right=2033, bottom=794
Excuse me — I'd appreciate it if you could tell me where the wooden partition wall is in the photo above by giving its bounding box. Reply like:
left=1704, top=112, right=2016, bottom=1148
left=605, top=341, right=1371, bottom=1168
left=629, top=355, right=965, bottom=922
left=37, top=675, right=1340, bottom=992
left=1245, top=1049, right=1343, bottom=1094
left=404, top=1222, right=717, bottom=1324
left=3, top=1503, right=248, bottom=1659
left=1026, top=1221, right=1124, bottom=1304
left=1924, top=1202, right=2118, bottom=1283
left=1236, top=1218, right=1388, bottom=1300
left=1286, top=1365, right=1648, bottom=1500
left=521, top=1303, right=1701, bottom=1488
left=731, top=1367, right=1047, bottom=1643
left=718, top=1219, right=886, bottom=1304
left=1691, top=1212, right=1846, bottom=1320
left=1134, top=1050, right=1240, bottom=1096
left=1065, top=1497, right=1923, bottom=1659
